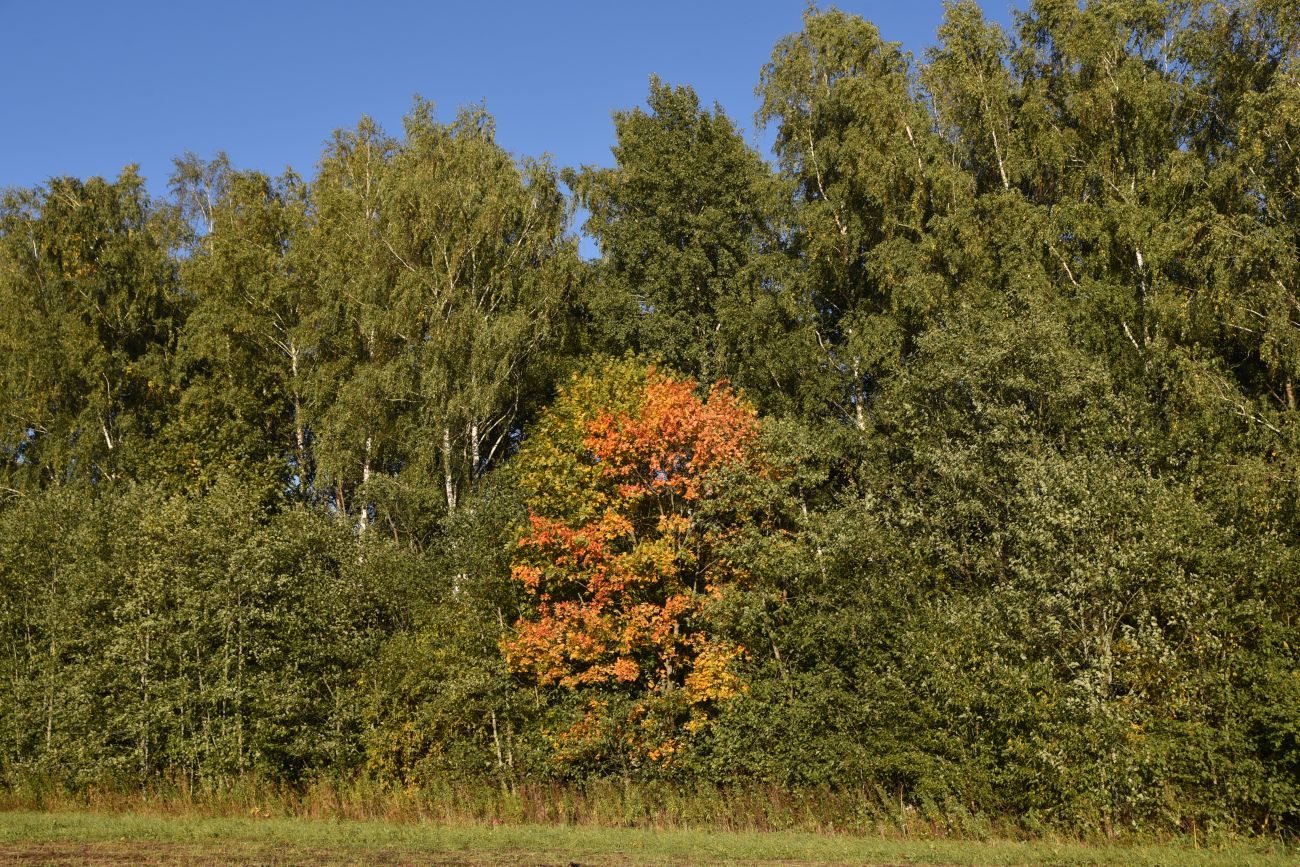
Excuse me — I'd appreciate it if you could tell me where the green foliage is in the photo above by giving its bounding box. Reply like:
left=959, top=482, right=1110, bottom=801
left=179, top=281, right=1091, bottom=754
left=0, top=480, right=400, bottom=785
left=307, top=101, right=578, bottom=529
left=361, top=478, right=534, bottom=784
left=0, top=169, right=180, bottom=492
left=570, top=80, right=803, bottom=413
left=160, top=155, right=313, bottom=496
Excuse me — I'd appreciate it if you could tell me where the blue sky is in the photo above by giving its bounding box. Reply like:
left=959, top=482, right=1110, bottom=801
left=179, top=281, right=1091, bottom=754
left=1, top=1, right=1013, bottom=199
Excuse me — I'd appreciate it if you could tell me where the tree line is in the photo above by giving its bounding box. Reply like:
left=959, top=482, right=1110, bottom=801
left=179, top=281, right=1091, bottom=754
left=2, top=0, right=1297, bottom=836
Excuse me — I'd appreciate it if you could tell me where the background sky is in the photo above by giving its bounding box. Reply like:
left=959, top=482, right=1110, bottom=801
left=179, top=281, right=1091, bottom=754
left=1, top=1, right=1013, bottom=210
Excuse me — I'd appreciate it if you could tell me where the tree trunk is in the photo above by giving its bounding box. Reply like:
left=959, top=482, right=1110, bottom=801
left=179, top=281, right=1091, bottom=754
left=470, top=420, right=480, bottom=482
left=290, top=341, right=309, bottom=499
left=358, top=434, right=372, bottom=533
left=852, top=356, right=866, bottom=431
left=442, top=426, right=457, bottom=511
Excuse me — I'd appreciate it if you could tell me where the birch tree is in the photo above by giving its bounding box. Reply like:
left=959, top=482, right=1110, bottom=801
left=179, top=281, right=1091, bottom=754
left=309, top=102, right=577, bottom=538
left=0, top=169, right=180, bottom=494
left=166, top=156, right=315, bottom=496
left=758, top=9, right=940, bottom=430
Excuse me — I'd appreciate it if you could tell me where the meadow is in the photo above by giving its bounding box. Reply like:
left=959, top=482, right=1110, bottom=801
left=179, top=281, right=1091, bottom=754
left=2, top=809, right=1296, bottom=866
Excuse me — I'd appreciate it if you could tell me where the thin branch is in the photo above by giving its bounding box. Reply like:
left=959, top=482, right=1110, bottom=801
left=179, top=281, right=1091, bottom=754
left=1121, top=321, right=1143, bottom=353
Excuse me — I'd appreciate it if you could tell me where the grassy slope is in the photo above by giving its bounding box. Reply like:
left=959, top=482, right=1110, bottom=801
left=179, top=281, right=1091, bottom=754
left=0, top=810, right=1296, bottom=866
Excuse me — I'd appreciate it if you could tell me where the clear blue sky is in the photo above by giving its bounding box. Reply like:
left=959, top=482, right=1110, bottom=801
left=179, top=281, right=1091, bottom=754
left=1, top=1, right=1013, bottom=198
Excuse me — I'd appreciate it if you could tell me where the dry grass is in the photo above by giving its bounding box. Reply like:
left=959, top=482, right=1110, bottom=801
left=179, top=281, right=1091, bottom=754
left=0, top=808, right=1296, bottom=866
left=1, top=777, right=1005, bottom=837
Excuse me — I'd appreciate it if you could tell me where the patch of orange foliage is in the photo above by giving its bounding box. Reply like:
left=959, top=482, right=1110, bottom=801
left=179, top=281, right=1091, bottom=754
left=503, top=363, right=759, bottom=765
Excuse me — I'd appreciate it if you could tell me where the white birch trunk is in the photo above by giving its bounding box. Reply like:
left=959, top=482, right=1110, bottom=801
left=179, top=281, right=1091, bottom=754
left=442, top=426, right=457, bottom=511
left=358, top=434, right=372, bottom=533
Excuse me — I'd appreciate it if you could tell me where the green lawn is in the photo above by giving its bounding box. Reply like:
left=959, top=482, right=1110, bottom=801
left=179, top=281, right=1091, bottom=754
left=0, top=810, right=1294, bottom=865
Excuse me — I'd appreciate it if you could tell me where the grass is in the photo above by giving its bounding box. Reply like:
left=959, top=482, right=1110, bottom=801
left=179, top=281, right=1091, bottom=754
left=0, top=776, right=1253, bottom=842
left=1, top=809, right=1296, bottom=866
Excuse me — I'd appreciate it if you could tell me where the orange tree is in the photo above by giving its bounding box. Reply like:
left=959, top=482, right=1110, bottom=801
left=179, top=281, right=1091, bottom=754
left=503, top=359, right=763, bottom=769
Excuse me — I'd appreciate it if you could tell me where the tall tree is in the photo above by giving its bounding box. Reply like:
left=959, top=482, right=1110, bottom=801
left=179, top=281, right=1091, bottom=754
left=308, top=101, right=578, bottom=537
left=571, top=78, right=802, bottom=410
left=161, top=155, right=314, bottom=496
left=0, top=169, right=180, bottom=495
left=505, top=360, right=760, bottom=770
left=758, top=8, right=942, bottom=428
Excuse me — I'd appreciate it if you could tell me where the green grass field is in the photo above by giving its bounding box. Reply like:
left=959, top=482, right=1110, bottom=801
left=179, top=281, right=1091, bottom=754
left=0, top=810, right=1294, bottom=866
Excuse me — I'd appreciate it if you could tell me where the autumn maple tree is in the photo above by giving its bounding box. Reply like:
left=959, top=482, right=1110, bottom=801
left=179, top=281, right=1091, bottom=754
left=503, top=359, right=761, bottom=765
